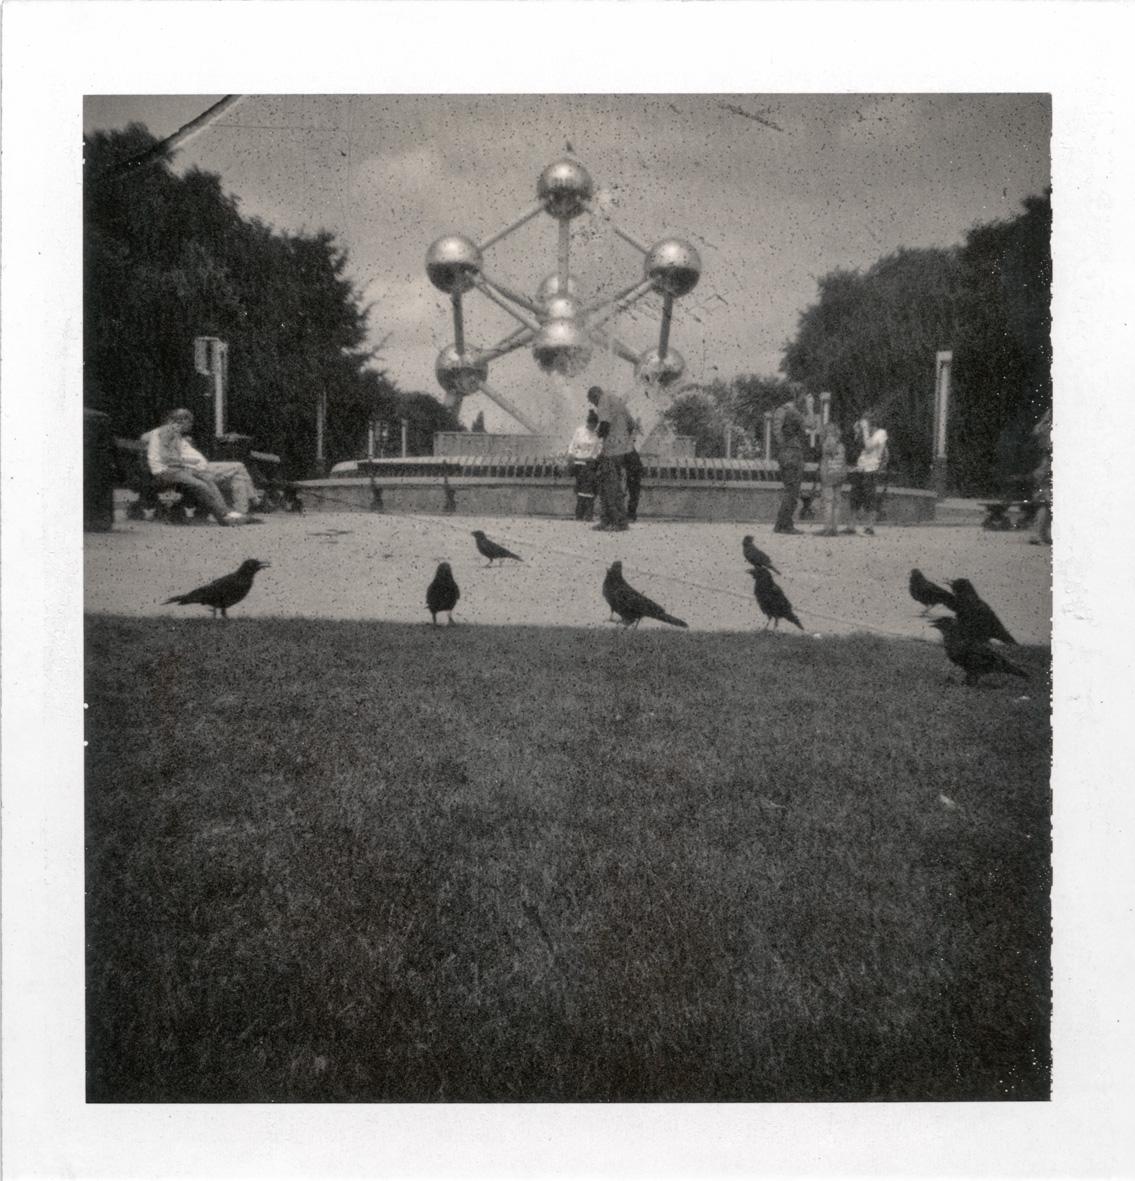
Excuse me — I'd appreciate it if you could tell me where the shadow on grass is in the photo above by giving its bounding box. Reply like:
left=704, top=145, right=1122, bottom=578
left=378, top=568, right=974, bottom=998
left=85, top=616, right=1051, bottom=1102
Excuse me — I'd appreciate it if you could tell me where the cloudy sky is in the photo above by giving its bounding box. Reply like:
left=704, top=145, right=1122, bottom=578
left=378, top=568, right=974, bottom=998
left=84, top=93, right=1049, bottom=436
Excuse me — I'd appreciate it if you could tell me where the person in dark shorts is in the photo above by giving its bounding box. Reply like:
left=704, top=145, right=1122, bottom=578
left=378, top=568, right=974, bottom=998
left=772, top=387, right=815, bottom=534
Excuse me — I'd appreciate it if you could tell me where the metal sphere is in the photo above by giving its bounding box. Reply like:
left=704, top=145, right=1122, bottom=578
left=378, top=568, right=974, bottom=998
left=537, top=273, right=578, bottom=302
left=635, top=347, right=686, bottom=387
left=537, top=159, right=594, bottom=221
left=425, top=235, right=483, bottom=294
left=644, top=238, right=702, bottom=297
left=539, top=295, right=582, bottom=323
left=533, top=318, right=593, bottom=377
left=435, top=345, right=488, bottom=396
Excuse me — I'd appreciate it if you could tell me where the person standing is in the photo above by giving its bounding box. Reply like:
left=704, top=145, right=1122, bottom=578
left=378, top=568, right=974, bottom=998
left=816, top=421, right=848, bottom=537
left=586, top=384, right=633, bottom=532
left=623, top=429, right=644, bottom=523
left=848, top=409, right=888, bottom=535
left=567, top=408, right=602, bottom=521
left=145, top=408, right=259, bottom=525
left=1029, top=405, right=1052, bottom=546
left=772, top=387, right=814, bottom=534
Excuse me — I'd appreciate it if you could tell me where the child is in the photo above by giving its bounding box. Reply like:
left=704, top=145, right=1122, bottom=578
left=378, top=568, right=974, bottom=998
left=567, top=408, right=602, bottom=520
left=817, top=422, right=847, bottom=537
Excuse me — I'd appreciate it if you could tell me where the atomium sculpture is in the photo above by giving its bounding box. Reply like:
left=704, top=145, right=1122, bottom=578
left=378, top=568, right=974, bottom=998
left=425, top=156, right=701, bottom=433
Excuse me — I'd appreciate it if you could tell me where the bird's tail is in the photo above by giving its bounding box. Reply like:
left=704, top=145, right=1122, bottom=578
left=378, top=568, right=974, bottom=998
left=786, top=611, right=804, bottom=630
left=1004, top=658, right=1029, bottom=679
left=659, top=612, right=689, bottom=629
left=163, top=595, right=188, bottom=605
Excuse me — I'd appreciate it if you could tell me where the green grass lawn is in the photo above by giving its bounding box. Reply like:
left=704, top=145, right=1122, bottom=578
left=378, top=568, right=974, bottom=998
left=85, top=615, right=1051, bottom=1103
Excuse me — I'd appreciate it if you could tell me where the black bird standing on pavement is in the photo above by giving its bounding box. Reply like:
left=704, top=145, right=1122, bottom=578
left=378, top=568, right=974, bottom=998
left=602, top=561, right=688, bottom=629
left=748, top=565, right=803, bottom=631
left=472, top=529, right=522, bottom=567
left=426, top=562, right=460, bottom=626
left=163, top=558, right=270, bottom=619
left=930, top=617, right=1027, bottom=686
left=909, top=568, right=957, bottom=615
left=742, top=535, right=781, bottom=575
left=949, top=578, right=1017, bottom=644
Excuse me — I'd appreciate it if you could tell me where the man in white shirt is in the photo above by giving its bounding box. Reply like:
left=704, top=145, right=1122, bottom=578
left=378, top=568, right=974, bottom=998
left=586, top=385, right=632, bottom=531
left=566, top=409, right=602, bottom=520
left=145, top=408, right=259, bottom=525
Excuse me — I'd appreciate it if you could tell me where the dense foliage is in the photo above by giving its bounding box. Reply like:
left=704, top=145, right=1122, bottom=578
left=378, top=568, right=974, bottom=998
left=671, top=195, right=1051, bottom=490
left=84, top=125, right=460, bottom=475
left=782, top=196, right=1051, bottom=493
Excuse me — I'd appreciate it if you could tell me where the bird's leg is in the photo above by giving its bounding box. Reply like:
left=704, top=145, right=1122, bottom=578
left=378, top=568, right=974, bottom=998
left=448, top=612, right=456, bottom=626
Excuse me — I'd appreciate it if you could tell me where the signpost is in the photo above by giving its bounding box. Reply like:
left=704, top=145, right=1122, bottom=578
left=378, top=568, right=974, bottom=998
left=194, top=336, right=229, bottom=437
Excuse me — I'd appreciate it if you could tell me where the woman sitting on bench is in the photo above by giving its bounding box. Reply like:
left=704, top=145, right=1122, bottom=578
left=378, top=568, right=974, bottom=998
left=145, top=408, right=258, bottom=526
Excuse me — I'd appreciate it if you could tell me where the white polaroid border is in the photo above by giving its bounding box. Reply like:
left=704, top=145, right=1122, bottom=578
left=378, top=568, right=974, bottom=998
left=3, top=2, right=1134, bottom=1178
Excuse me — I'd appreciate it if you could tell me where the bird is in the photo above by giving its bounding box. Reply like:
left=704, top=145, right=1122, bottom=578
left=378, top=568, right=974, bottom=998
left=472, top=530, right=522, bottom=567
left=909, top=568, right=957, bottom=615
left=163, top=558, right=269, bottom=619
left=426, top=562, right=460, bottom=626
left=748, top=565, right=803, bottom=631
left=602, top=561, right=688, bottom=629
left=742, top=535, right=781, bottom=575
left=930, top=617, right=1027, bottom=686
left=949, top=578, right=1017, bottom=644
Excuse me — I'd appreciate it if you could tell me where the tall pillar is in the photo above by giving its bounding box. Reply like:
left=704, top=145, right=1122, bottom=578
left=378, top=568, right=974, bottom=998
left=931, top=349, right=953, bottom=497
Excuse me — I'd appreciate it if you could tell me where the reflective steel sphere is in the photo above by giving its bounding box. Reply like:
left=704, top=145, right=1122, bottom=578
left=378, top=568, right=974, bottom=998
left=533, top=318, right=593, bottom=377
left=635, top=346, right=686, bottom=387
left=644, top=238, right=702, bottom=297
left=537, top=273, right=578, bottom=302
left=426, top=235, right=483, bottom=294
left=435, top=345, right=489, bottom=396
left=539, top=295, right=582, bottom=323
left=537, top=159, right=594, bottom=221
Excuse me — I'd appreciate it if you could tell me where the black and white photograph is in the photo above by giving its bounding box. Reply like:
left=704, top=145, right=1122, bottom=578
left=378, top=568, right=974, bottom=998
left=3, top=3, right=1134, bottom=1178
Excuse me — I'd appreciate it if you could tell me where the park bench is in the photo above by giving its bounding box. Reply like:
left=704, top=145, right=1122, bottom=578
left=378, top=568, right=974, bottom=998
left=114, top=436, right=300, bottom=522
left=979, top=500, right=1040, bottom=531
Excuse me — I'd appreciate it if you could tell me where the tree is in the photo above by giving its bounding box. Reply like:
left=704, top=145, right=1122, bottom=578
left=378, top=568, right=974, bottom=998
left=83, top=124, right=413, bottom=477
left=662, top=391, right=728, bottom=457
left=781, top=248, right=961, bottom=485
left=778, top=195, right=1052, bottom=493
left=952, top=192, right=1052, bottom=494
left=470, top=410, right=486, bottom=433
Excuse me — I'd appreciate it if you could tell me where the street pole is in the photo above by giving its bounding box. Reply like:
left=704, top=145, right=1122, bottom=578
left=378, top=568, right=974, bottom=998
left=931, top=350, right=953, bottom=497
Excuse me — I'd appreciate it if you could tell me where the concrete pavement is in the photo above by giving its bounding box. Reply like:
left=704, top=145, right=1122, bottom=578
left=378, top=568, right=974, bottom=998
left=85, top=510, right=1052, bottom=645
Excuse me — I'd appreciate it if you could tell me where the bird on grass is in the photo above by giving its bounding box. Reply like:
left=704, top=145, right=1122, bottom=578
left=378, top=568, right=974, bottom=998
left=602, top=561, right=688, bottom=630
left=163, top=558, right=269, bottom=619
left=909, top=568, right=957, bottom=615
left=949, top=578, right=1017, bottom=645
left=742, top=535, right=781, bottom=575
left=472, top=530, right=522, bottom=567
left=748, top=565, right=803, bottom=631
left=426, top=562, right=460, bottom=626
left=930, top=617, right=1027, bottom=686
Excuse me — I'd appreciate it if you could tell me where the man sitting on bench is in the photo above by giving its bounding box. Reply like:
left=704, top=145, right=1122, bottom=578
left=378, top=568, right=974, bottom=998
left=145, top=408, right=259, bottom=526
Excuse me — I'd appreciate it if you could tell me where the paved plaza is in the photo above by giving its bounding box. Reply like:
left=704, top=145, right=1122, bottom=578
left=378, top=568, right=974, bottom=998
left=85, top=510, right=1053, bottom=645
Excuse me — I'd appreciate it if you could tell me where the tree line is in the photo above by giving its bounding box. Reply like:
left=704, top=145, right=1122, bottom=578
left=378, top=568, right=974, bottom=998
left=665, top=193, right=1051, bottom=494
left=84, top=125, right=460, bottom=478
